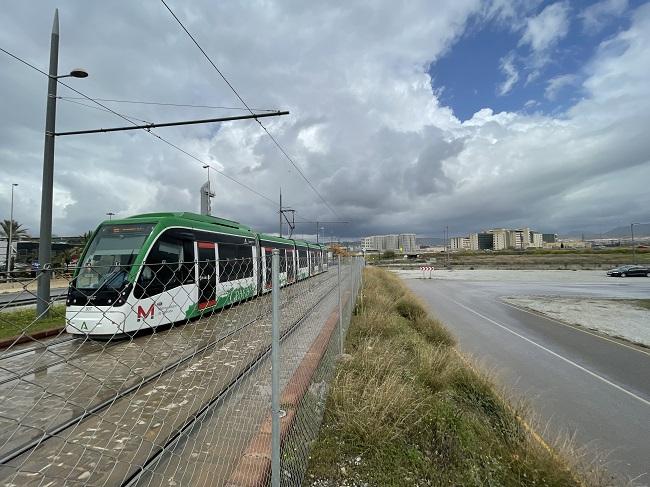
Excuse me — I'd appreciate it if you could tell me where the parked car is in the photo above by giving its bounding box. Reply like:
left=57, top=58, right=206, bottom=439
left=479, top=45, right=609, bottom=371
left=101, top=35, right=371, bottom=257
left=606, top=265, right=650, bottom=277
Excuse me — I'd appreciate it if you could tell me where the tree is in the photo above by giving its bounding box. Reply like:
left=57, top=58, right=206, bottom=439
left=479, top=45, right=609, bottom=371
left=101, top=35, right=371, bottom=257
left=0, top=219, right=29, bottom=239
left=1, top=219, right=29, bottom=272
left=383, top=250, right=396, bottom=259
left=79, top=230, right=93, bottom=247
left=329, top=243, right=349, bottom=257
left=54, top=247, right=79, bottom=271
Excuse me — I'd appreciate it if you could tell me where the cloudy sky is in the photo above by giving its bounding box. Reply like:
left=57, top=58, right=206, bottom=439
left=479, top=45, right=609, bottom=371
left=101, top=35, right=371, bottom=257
left=1, top=0, right=649, bottom=240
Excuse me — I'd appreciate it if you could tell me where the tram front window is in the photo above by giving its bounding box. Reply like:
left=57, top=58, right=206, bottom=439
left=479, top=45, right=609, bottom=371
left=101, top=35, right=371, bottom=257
left=76, top=224, right=154, bottom=289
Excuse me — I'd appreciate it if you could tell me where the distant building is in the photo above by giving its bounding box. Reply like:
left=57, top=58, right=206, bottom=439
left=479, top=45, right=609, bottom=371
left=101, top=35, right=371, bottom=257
left=362, top=236, right=384, bottom=252
left=469, top=233, right=478, bottom=250
left=489, top=229, right=508, bottom=250
left=542, top=233, right=557, bottom=243
left=544, top=240, right=592, bottom=249
left=455, top=227, right=546, bottom=251
left=450, top=236, right=471, bottom=251
left=385, top=234, right=398, bottom=251
left=477, top=233, right=494, bottom=250
left=530, top=232, right=543, bottom=248
left=361, top=233, right=418, bottom=253
left=398, top=233, right=417, bottom=253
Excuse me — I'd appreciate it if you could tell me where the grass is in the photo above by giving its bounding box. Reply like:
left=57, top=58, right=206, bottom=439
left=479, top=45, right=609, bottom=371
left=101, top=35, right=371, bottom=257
left=628, top=299, right=650, bottom=311
left=305, top=268, right=605, bottom=486
left=0, top=305, right=66, bottom=340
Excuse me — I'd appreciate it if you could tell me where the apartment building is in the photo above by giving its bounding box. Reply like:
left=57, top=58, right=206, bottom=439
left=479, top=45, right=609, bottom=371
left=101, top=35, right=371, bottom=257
left=362, top=235, right=385, bottom=252
left=489, top=229, right=508, bottom=250
left=450, top=236, right=471, bottom=251
left=398, top=233, right=417, bottom=253
left=454, top=227, right=545, bottom=251
left=361, top=233, right=418, bottom=253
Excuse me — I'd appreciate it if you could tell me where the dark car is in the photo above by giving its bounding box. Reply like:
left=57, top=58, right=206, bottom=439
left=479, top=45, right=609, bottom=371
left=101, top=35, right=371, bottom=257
left=606, top=265, right=650, bottom=277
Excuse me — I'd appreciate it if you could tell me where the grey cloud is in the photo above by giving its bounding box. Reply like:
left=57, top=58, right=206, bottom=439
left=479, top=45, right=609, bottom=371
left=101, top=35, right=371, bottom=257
left=1, top=1, right=649, bottom=241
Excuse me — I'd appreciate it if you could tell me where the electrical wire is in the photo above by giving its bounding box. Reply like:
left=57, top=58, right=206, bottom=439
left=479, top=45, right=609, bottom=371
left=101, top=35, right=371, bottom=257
left=0, top=45, right=281, bottom=209
left=159, top=0, right=341, bottom=220
left=57, top=96, right=279, bottom=112
left=59, top=98, right=154, bottom=125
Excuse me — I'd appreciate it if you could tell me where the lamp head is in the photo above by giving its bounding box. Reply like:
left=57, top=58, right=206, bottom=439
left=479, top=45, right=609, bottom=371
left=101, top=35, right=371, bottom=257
left=69, top=69, right=88, bottom=78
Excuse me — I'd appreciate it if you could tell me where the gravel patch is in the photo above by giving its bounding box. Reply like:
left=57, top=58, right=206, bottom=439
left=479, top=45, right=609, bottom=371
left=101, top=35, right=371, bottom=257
left=503, top=296, right=650, bottom=347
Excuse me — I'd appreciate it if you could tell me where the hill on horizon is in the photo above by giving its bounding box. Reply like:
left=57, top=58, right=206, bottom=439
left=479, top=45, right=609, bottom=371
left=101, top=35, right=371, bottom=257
left=562, top=223, right=650, bottom=239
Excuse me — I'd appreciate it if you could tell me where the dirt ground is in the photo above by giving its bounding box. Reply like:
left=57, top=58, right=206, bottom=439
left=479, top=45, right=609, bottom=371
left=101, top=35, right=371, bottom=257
left=0, top=278, right=69, bottom=294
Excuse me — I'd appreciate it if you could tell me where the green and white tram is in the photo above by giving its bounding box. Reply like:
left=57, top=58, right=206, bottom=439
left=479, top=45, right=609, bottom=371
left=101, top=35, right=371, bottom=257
left=65, top=212, right=328, bottom=337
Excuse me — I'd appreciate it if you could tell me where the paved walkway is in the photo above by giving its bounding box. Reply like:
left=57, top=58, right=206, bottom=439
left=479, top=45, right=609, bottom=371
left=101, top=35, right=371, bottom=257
left=133, top=279, right=342, bottom=486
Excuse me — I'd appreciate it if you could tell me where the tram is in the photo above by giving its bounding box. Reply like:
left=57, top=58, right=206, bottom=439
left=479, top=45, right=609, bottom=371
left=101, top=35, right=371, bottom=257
left=65, top=212, right=328, bottom=337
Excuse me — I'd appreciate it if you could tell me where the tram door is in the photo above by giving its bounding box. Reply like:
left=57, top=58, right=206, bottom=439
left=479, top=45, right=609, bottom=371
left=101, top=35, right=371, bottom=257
left=197, top=242, right=217, bottom=309
left=264, top=248, right=273, bottom=290
left=287, top=249, right=295, bottom=283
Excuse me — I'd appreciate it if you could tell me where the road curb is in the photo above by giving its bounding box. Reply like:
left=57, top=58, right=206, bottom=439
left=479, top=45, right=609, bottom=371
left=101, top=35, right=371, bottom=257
left=226, top=291, right=352, bottom=487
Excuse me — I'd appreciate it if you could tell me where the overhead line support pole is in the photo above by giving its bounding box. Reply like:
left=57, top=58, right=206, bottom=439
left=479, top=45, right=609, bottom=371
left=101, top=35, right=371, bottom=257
left=36, top=9, right=60, bottom=318
left=54, top=111, right=289, bottom=136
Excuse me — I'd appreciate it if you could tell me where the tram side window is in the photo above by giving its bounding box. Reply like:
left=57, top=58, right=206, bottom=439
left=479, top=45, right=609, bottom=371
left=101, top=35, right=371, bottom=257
left=299, top=250, right=308, bottom=267
left=219, top=243, right=254, bottom=282
left=135, top=237, right=186, bottom=298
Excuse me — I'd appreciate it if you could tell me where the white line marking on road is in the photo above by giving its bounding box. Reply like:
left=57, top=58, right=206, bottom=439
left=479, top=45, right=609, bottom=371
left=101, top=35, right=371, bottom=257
left=448, top=297, right=650, bottom=407
left=500, top=300, right=650, bottom=358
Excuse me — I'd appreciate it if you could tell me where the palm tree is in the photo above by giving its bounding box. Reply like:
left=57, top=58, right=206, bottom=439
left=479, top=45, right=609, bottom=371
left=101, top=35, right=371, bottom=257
left=0, top=219, right=29, bottom=239
left=54, top=247, right=79, bottom=271
left=79, top=230, right=93, bottom=248
left=1, top=219, right=29, bottom=272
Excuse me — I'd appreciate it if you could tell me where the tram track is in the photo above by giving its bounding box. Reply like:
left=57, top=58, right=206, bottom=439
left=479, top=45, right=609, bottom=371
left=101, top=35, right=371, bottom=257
left=0, top=272, right=338, bottom=471
left=0, top=335, right=115, bottom=387
left=0, top=335, right=77, bottom=361
left=0, top=294, right=67, bottom=311
left=122, top=277, right=340, bottom=487
left=0, top=312, right=268, bottom=466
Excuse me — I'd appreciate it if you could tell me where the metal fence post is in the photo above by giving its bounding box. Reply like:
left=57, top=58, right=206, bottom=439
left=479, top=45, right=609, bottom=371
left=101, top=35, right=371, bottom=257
left=271, top=249, right=280, bottom=487
left=338, top=254, right=343, bottom=354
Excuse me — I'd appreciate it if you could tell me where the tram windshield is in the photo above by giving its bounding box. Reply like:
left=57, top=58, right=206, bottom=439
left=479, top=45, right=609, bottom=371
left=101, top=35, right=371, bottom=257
left=76, top=223, right=155, bottom=289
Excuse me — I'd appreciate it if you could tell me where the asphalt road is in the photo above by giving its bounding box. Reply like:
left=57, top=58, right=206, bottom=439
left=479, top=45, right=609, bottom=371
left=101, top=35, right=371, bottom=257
left=403, top=272, right=650, bottom=484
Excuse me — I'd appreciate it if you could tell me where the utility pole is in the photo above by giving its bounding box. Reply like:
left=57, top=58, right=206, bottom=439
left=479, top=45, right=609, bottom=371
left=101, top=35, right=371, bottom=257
left=36, top=9, right=88, bottom=318
left=631, top=223, right=636, bottom=264
left=36, top=10, right=60, bottom=317
left=7, top=184, right=18, bottom=280
left=445, top=225, right=450, bottom=268
left=279, top=189, right=282, bottom=238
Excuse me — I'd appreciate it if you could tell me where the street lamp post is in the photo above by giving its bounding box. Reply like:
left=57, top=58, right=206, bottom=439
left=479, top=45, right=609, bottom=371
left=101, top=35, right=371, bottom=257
left=631, top=222, right=640, bottom=264
left=36, top=8, right=88, bottom=317
left=7, top=183, right=18, bottom=280
left=106, top=212, right=115, bottom=221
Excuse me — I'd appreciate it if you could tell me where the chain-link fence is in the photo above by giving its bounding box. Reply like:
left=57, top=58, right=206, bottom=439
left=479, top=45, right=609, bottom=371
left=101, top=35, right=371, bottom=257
left=274, top=255, right=364, bottom=487
left=0, top=249, right=363, bottom=486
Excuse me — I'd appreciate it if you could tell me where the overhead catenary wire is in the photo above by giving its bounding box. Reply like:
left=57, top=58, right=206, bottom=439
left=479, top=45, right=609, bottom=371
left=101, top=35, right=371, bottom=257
left=0, top=45, right=320, bottom=227
left=58, top=96, right=279, bottom=112
left=0, top=45, right=282, bottom=210
left=159, top=0, right=341, bottom=220
left=59, top=97, right=154, bottom=125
